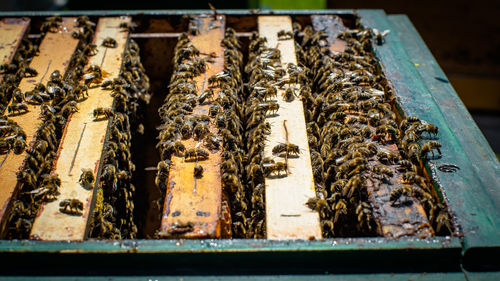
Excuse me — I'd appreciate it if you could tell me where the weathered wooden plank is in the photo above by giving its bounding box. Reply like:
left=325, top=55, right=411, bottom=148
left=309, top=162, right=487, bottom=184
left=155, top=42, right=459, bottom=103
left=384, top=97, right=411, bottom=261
left=312, top=15, right=433, bottom=238
left=158, top=15, right=226, bottom=239
left=30, top=17, right=131, bottom=241
left=0, top=17, right=30, bottom=81
left=258, top=16, right=322, bottom=240
left=0, top=18, right=79, bottom=233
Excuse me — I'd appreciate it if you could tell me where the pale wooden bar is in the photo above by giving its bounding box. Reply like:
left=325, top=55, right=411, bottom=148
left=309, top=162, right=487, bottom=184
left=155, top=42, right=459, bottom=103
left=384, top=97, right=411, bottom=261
left=159, top=15, right=226, bottom=238
left=0, top=18, right=79, bottom=233
left=0, top=18, right=30, bottom=81
left=312, top=15, right=433, bottom=238
left=258, top=16, right=322, bottom=240
left=30, top=17, right=131, bottom=241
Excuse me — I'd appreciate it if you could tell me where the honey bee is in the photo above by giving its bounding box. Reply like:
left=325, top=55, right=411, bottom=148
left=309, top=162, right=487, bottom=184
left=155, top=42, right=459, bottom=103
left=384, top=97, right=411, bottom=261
left=93, top=107, right=114, bottom=120
left=376, top=150, right=400, bottom=164
left=277, top=30, right=293, bottom=40
left=389, top=185, right=413, bottom=205
left=272, top=143, right=300, bottom=157
left=421, top=141, right=442, bottom=158
left=12, top=136, right=25, bottom=154
left=184, top=148, right=209, bottom=161
left=262, top=161, right=288, bottom=177
left=7, top=103, right=28, bottom=116
left=193, top=123, right=209, bottom=140
left=198, top=89, right=214, bottom=105
left=373, top=28, right=390, bottom=45
left=59, top=199, right=84, bottom=215
left=255, top=101, right=279, bottom=115
left=102, top=37, right=117, bottom=48
left=194, top=165, right=203, bottom=178
left=79, top=168, right=95, bottom=188
left=155, top=160, right=170, bottom=189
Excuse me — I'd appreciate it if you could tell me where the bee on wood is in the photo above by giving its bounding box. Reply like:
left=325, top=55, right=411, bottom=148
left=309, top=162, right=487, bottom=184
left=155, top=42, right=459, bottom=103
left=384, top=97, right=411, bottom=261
left=421, top=141, right=442, bottom=158
left=184, top=148, right=209, bottom=162
left=277, top=30, right=293, bottom=40
left=84, top=43, right=98, bottom=56
left=417, top=123, right=439, bottom=138
left=93, top=107, right=114, bottom=120
left=168, top=222, right=194, bottom=235
left=155, top=160, right=170, bottom=190
left=373, top=28, right=390, bottom=45
left=22, top=66, right=37, bottom=77
left=102, top=37, right=117, bottom=48
left=59, top=199, right=84, bottom=215
left=272, top=143, right=300, bottom=157
left=194, top=165, right=203, bottom=178
left=12, top=136, right=25, bottom=154
left=262, top=161, right=288, bottom=177
left=204, top=133, right=221, bottom=150
left=7, top=103, right=28, bottom=116
left=389, top=185, right=414, bottom=205
left=198, top=89, right=214, bottom=105
left=193, top=123, right=209, bottom=140
left=79, top=168, right=95, bottom=188
left=255, top=101, right=279, bottom=115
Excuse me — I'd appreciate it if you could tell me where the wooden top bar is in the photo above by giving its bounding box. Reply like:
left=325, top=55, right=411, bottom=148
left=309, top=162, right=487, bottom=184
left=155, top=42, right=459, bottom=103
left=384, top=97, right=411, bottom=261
left=159, top=15, right=226, bottom=239
left=0, top=18, right=79, bottom=234
left=312, top=15, right=433, bottom=238
left=258, top=16, right=322, bottom=240
left=0, top=18, right=30, bottom=81
left=30, top=17, right=131, bottom=241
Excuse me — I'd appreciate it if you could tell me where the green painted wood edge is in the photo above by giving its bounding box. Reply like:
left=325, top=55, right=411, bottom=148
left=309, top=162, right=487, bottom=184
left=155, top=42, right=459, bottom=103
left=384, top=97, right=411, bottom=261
left=0, top=237, right=459, bottom=252
left=357, top=10, right=500, bottom=255
left=0, top=272, right=469, bottom=281
left=386, top=14, right=500, bottom=219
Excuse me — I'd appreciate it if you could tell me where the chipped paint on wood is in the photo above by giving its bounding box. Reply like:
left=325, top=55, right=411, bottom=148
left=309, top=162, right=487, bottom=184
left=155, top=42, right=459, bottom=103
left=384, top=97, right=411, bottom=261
left=159, top=15, right=226, bottom=239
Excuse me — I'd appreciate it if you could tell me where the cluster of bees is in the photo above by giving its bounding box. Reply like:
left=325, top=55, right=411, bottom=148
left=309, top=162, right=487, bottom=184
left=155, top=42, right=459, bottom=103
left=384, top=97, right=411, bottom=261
left=0, top=37, right=39, bottom=114
left=292, top=23, right=452, bottom=237
left=5, top=16, right=96, bottom=238
left=88, top=39, right=149, bottom=239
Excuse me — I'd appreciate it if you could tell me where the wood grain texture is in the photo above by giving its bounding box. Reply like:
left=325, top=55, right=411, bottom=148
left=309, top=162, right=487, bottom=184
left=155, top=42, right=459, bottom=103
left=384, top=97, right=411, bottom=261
left=159, top=15, right=226, bottom=239
left=0, top=17, right=30, bottom=81
left=312, top=14, right=433, bottom=238
left=258, top=16, right=322, bottom=240
left=0, top=18, right=79, bottom=233
left=30, top=17, right=131, bottom=241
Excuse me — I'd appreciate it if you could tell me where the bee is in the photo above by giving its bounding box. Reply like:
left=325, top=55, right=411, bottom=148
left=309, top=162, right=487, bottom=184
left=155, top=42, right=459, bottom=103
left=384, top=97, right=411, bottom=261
left=7, top=103, right=28, bottom=116
left=262, top=161, right=288, bottom=177
left=198, top=89, right=214, bottom=105
left=22, top=66, right=37, bottom=77
left=184, top=148, right=209, bottom=161
left=376, top=150, right=400, bottom=164
left=435, top=211, right=452, bottom=233
left=194, top=165, right=203, bottom=178
left=373, top=28, right=390, bottom=45
left=12, top=136, right=25, bottom=154
left=59, top=199, right=84, bottom=215
left=277, top=30, right=293, bottom=40
left=119, top=21, right=137, bottom=31
left=79, top=168, right=95, bottom=188
left=255, top=101, right=279, bottom=115
left=272, top=143, right=300, bottom=157
left=158, top=140, right=185, bottom=159
left=305, top=196, right=328, bottom=213
left=389, top=185, right=413, bottom=205
left=102, top=37, right=117, bottom=48
left=155, top=160, right=170, bottom=189
left=84, top=43, right=98, bottom=56
left=204, top=133, right=220, bottom=150
left=93, top=107, right=114, bottom=120
left=398, top=160, right=418, bottom=173
left=193, top=123, right=209, bottom=140
left=209, top=104, right=221, bottom=117
left=421, top=141, right=442, bottom=158
left=418, top=123, right=439, bottom=137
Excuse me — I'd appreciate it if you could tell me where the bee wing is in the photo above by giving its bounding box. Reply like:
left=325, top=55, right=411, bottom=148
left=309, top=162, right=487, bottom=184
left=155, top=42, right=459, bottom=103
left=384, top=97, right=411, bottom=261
left=381, top=29, right=391, bottom=37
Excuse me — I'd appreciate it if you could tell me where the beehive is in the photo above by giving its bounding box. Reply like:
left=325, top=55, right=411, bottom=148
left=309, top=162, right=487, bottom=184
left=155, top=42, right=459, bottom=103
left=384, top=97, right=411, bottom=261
left=0, top=10, right=498, bottom=278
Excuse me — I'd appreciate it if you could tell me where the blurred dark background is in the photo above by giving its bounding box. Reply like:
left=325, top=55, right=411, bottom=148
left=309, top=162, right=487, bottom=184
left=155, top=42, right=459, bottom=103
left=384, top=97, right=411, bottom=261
left=2, top=0, right=499, bottom=157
